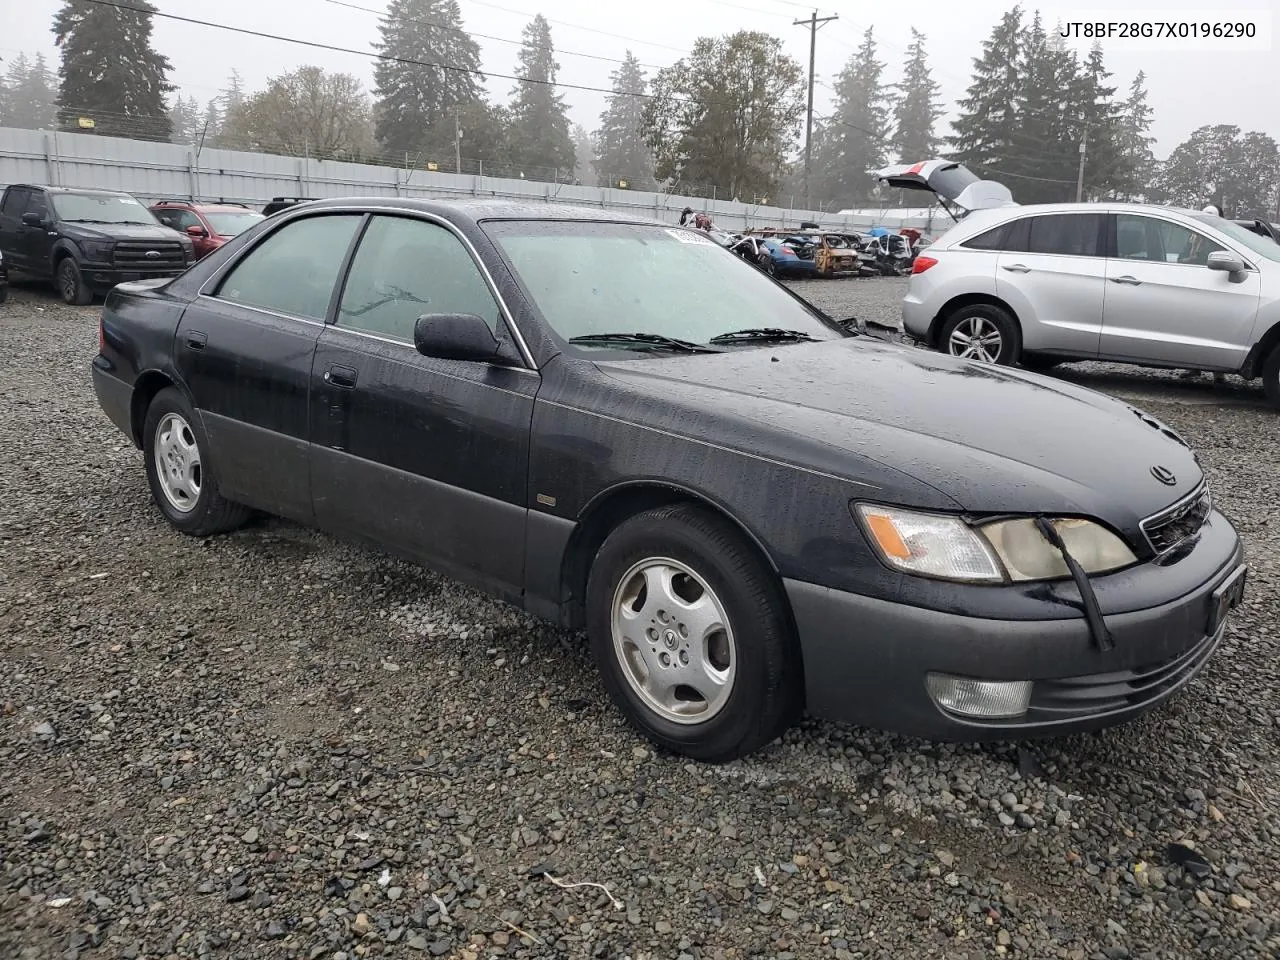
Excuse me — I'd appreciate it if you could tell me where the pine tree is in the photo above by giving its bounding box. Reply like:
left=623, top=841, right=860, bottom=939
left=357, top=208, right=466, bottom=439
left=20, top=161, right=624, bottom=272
left=950, top=6, right=1024, bottom=178
left=1008, top=12, right=1082, bottom=202
left=1073, top=43, right=1126, bottom=199
left=372, top=0, right=485, bottom=159
left=2, top=54, right=58, bottom=130
left=53, top=0, right=173, bottom=140
left=811, top=26, right=891, bottom=208
left=202, top=99, right=221, bottom=146
left=214, top=71, right=247, bottom=148
left=889, top=29, right=942, bottom=163
left=168, top=95, right=193, bottom=144
left=593, top=51, right=653, bottom=189
left=506, top=15, right=575, bottom=179
left=571, top=124, right=595, bottom=185
left=1113, top=72, right=1157, bottom=200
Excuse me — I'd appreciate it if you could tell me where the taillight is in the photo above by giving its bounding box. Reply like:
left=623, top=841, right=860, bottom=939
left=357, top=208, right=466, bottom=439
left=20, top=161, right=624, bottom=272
left=781, top=245, right=795, bottom=255
left=912, top=255, right=938, bottom=274
left=99, top=314, right=106, bottom=353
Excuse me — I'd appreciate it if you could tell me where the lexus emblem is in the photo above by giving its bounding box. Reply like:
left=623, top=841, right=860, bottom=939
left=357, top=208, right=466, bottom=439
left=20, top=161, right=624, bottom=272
left=1150, top=465, right=1177, bottom=486
left=144, top=250, right=161, bottom=259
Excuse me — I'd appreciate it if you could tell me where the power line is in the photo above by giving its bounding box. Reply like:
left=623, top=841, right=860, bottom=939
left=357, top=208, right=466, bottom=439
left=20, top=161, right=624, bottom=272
left=81, top=0, right=654, bottom=101
left=458, top=0, right=689, bottom=53
left=322, top=0, right=667, bottom=72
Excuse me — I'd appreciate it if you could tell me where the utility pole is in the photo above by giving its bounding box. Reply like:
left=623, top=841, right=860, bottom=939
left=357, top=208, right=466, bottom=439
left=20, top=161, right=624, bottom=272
left=1075, top=128, right=1087, bottom=203
left=795, top=10, right=838, bottom=210
left=454, top=106, right=462, bottom=175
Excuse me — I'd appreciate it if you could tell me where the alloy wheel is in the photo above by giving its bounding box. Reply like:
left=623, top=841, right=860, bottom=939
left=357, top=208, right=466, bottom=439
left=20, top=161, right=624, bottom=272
left=610, top=557, right=736, bottom=725
left=948, top=315, right=1003, bottom=362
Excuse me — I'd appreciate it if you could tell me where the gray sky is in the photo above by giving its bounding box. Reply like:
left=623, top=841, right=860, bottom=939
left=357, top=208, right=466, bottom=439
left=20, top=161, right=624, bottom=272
left=4, top=0, right=1277, bottom=160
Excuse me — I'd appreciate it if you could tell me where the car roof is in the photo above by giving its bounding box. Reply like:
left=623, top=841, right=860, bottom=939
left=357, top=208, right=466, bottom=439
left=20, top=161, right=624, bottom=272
left=299, top=195, right=665, bottom=227
left=8, top=183, right=134, bottom=197
left=973, top=201, right=1211, bottom=217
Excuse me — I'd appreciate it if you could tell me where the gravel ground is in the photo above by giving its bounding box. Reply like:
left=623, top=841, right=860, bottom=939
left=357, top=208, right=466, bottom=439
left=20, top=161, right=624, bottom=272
left=2, top=277, right=1278, bottom=960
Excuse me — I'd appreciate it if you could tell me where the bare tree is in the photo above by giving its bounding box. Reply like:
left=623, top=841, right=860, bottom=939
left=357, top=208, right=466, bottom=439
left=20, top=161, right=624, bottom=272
left=222, top=66, right=375, bottom=160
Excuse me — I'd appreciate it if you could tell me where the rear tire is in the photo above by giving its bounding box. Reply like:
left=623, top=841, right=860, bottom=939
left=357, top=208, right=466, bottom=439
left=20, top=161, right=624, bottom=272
left=143, top=387, right=251, bottom=536
left=57, top=258, right=92, bottom=306
left=939, top=303, right=1021, bottom=366
left=586, top=503, right=803, bottom=763
left=1262, top=344, right=1280, bottom=410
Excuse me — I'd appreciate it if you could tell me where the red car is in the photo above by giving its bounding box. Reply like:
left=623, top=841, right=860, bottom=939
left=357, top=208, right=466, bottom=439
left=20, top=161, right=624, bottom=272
left=149, top=200, right=264, bottom=260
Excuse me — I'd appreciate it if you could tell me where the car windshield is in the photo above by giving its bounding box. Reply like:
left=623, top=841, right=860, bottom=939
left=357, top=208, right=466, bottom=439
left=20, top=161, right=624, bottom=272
left=51, top=192, right=155, bottom=224
left=204, top=211, right=265, bottom=236
left=485, top=220, right=846, bottom=353
left=1192, top=214, right=1280, bottom=263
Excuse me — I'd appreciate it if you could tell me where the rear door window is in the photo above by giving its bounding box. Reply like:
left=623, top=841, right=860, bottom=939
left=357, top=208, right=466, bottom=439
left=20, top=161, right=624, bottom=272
left=214, top=213, right=362, bottom=321
left=1024, top=214, right=1104, bottom=257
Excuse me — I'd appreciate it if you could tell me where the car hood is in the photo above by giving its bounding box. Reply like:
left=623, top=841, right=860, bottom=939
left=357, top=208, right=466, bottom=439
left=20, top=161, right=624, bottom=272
left=593, top=339, right=1202, bottom=536
left=62, top=222, right=187, bottom=243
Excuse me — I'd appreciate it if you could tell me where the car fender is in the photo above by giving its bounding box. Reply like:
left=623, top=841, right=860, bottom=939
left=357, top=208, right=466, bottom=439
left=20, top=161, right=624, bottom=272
left=49, top=237, right=84, bottom=274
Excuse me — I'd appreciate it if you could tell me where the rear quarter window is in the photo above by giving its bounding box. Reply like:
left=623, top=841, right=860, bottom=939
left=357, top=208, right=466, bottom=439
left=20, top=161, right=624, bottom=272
left=960, top=222, right=1011, bottom=251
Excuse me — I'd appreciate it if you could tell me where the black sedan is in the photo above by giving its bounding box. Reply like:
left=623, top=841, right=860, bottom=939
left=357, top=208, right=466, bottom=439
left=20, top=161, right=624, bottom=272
left=91, top=198, right=1246, bottom=762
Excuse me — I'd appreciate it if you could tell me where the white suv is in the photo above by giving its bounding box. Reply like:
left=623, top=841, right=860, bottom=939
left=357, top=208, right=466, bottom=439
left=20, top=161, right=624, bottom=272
left=899, top=202, right=1280, bottom=407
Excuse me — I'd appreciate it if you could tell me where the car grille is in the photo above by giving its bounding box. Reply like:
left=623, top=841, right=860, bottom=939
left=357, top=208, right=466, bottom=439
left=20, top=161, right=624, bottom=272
left=113, top=240, right=186, bottom=268
left=1141, top=485, right=1212, bottom=555
left=1027, top=627, right=1220, bottom=719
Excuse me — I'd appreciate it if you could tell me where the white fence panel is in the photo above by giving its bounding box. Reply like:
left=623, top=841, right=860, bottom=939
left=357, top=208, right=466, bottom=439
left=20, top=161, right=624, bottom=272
left=0, top=126, right=944, bottom=233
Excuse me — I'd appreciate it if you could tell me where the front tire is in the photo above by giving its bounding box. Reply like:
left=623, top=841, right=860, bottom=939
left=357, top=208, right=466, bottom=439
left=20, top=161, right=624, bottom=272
left=142, top=387, right=251, bottom=536
left=586, top=503, right=803, bottom=763
left=758, top=252, right=776, bottom=276
left=1262, top=344, right=1280, bottom=410
left=57, top=258, right=92, bottom=306
left=939, top=303, right=1021, bottom=365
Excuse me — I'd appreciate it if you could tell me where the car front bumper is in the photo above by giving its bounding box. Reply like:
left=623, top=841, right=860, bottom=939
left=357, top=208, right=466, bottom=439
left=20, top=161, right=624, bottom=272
left=786, top=512, right=1245, bottom=741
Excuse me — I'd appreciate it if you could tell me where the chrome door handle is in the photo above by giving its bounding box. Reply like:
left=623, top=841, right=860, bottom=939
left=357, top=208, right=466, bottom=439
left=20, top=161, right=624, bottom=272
left=1110, top=275, right=1142, bottom=285
left=1001, top=263, right=1031, bottom=273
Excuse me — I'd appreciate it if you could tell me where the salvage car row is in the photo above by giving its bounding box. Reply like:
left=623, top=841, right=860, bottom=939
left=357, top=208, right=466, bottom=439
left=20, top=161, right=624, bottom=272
left=0, top=184, right=269, bottom=304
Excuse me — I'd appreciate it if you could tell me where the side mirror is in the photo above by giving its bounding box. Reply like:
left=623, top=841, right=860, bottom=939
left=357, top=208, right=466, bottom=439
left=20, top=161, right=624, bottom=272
left=1206, top=251, right=1247, bottom=278
left=186, top=224, right=208, bottom=237
left=21, top=212, right=45, bottom=227
left=414, top=313, right=511, bottom=364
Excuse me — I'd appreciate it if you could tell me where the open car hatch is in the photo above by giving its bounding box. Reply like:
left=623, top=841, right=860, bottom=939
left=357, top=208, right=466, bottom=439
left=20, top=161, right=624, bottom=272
left=873, top=159, right=1017, bottom=219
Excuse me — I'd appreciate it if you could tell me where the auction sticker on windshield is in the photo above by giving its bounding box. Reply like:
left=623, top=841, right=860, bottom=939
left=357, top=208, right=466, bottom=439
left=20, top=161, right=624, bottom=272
left=666, top=229, right=717, bottom=245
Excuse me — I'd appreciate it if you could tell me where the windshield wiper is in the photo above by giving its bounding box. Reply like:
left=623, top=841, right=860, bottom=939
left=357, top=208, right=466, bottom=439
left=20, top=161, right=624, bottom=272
left=61, top=218, right=112, bottom=223
left=568, top=332, right=722, bottom=353
left=709, top=327, right=818, bottom=344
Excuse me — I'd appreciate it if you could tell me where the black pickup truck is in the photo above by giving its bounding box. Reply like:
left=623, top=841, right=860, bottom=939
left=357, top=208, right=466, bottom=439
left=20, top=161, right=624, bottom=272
left=0, top=184, right=194, bottom=304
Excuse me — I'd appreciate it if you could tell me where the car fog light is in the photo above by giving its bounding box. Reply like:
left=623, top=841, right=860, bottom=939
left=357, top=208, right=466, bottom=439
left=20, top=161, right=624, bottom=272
left=926, top=674, right=1032, bottom=719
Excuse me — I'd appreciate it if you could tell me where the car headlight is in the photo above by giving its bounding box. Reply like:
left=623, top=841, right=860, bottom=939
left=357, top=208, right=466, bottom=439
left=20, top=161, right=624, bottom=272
left=854, top=504, right=1137, bottom=584
left=81, top=240, right=114, bottom=262
left=854, top=504, right=1003, bottom=582
left=980, top=517, right=1135, bottom=581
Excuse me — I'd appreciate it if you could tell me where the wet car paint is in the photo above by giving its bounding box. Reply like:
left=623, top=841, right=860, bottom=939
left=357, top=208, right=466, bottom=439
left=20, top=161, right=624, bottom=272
left=89, top=197, right=1241, bottom=740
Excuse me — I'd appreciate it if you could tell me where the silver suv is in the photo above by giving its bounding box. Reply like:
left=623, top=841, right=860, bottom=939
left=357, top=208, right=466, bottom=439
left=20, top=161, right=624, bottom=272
left=899, top=202, right=1280, bottom=407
